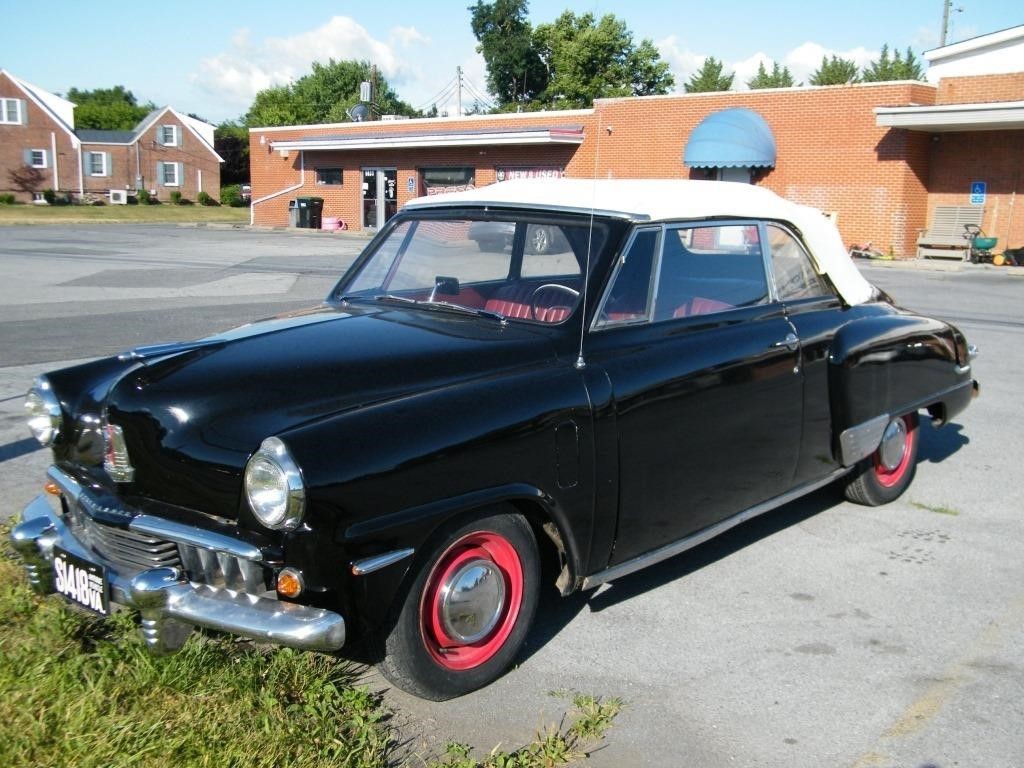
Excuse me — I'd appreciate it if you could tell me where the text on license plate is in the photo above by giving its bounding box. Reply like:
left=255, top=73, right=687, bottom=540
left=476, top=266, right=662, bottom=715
left=53, top=546, right=110, bottom=615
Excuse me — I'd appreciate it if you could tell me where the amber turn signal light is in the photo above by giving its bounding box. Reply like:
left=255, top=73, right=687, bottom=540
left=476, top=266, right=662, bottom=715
left=44, top=482, right=60, bottom=496
left=276, top=568, right=304, bottom=598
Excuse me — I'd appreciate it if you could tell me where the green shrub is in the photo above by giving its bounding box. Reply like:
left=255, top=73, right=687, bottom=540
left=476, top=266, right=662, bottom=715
left=220, top=183, right=247, bottom=207
left=43, top=189, right=56, bottom=205
left=170, top=190, right=182, bottom=205
left=0, top=193, right=15, bottom=205
left=197, top=191, right=218, bottom=206
left=137, top=189, right=152, bottom=205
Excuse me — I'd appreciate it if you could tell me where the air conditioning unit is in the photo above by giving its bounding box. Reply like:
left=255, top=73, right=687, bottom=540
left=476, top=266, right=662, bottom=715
left=109, top=189, right=128, bottom=205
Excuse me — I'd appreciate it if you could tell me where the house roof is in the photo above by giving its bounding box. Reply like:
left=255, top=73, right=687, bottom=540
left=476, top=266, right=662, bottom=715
left=74, top=106, right=223, bottom=162
left=0, top=69, right=78, bottom=144
left=76, top=129, right=137, bottom=143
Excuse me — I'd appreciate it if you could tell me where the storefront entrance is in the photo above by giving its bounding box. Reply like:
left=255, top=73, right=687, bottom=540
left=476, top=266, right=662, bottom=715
left=362, top=168, right=397, bottom=229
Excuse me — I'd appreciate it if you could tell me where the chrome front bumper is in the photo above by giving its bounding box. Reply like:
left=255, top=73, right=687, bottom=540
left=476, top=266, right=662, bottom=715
left=10, top=477, right=345, bottom=656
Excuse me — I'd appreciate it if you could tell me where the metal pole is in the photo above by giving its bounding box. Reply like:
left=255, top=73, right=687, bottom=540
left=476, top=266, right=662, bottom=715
left=941, top=0, right=950, bottom=46
left=457, top=66, right=463, bottom=117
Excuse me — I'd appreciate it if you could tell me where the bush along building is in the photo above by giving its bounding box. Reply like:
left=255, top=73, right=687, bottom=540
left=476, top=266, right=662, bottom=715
left=249, top=25, right=1023, bottom=258
left=0, top=69, right=222, bottom=205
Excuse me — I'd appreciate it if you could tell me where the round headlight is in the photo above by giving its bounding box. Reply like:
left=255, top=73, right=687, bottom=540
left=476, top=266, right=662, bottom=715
left=25, top=377, right=62, bottom=447
left=244, top=437, right=305, bottom=530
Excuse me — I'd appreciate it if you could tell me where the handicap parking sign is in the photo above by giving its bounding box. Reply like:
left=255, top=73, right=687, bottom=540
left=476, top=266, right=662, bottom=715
left=970, top=181, right=986, bottom=205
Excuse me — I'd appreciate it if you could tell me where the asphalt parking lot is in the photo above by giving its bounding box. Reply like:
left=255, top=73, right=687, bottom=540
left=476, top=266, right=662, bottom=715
left=1, top=225, right=1021, bottom=767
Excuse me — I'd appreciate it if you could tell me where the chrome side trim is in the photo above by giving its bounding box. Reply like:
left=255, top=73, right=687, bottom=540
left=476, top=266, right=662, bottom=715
left=47, top=465, right=83, bottom=504
left=351, top=547, right=415, bottom=576
left=130, top=515, right=263, bottom=562
left=581, top=468, right=848, bottom=590
left=838, top=414, right=890, bottom=466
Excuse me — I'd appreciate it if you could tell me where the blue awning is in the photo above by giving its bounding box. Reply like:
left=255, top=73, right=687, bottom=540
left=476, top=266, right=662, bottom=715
left=683, top=108, right=777, bottom=168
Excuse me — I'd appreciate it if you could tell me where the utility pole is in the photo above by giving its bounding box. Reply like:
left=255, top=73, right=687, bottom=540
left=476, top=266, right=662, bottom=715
left=940, top=0, right=963, bottom=47
left=457, top=66, right=463, bottom=117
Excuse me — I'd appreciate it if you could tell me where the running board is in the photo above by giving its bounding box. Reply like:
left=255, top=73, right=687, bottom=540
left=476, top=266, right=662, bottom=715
left=581, top=468, right=849, bottom=590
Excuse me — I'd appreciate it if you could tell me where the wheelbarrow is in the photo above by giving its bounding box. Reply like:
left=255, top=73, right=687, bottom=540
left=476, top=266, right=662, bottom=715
left=964, top=223, right=999, bottom=264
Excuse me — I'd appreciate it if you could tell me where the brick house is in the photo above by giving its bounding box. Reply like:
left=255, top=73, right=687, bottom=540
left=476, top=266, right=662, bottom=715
left=0, top=69, right=222, bottom=203
left=249, top=25, right=1023, bottom=257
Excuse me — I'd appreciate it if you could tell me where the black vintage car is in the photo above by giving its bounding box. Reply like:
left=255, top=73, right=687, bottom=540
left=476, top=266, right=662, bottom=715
left=13, top=179, right=977, bottom=700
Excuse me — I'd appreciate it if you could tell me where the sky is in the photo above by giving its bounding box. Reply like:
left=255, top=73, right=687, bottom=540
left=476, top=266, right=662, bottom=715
left=2, top=0, right=1017, bottom=125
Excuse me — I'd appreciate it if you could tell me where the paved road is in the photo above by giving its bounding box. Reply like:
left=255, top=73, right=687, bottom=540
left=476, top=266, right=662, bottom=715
left=2, top=228, right=1021, bottom=768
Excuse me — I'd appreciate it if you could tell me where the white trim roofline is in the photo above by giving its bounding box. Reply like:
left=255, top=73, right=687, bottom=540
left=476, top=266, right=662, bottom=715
left=271, top=128, right=585, bottom=152
left=130, top=107, right=224, bottom=163
left=875, top=100, right=1024, bottom=132
left=924, top=24, right=1024, bottom=62
left=0, top=69, right=79, bottom=147
left=250, top=108, right=595, bottom=134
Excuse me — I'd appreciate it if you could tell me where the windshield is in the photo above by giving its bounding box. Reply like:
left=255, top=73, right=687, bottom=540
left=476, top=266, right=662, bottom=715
left=337, top=215, right=608, bottom=324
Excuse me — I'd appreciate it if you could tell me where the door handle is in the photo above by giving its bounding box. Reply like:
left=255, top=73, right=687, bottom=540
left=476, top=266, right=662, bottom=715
left=771, top=333, right=799, bottom=352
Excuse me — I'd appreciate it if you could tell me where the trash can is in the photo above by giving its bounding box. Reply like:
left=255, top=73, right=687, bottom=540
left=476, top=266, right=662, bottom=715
left=288, top=199, right=299, bottom=228
left=295, top=196, right=324, bottom=229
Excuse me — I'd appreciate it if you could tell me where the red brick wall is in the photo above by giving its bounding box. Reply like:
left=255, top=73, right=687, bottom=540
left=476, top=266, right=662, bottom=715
left=937, top=73, right=1024, bottom=104
left=0, top=72, right=79, bottom=201
left=927, top=130, right=1024, bottom=250
left=132, top=112, right=221, bottom=201
left=251, top=84, right=945, bottom=256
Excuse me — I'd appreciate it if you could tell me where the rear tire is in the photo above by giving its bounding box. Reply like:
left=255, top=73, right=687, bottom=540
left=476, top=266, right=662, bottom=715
left=376, top=511, right=539, bottom=700
left=843, top=412, right=919, bottom=506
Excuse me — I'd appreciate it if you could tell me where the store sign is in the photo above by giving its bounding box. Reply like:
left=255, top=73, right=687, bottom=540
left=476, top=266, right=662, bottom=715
left=496, top=167, right=565, bottom=182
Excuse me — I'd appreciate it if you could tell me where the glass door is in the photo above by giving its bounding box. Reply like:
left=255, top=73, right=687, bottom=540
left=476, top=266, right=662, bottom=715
left=362, top=168, right=398, bottom=229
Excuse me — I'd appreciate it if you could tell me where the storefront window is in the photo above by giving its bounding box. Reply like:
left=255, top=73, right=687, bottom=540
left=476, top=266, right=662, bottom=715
left=316, top=168, right=343, bottom=185
left=421, top=167, right=475, bottom=196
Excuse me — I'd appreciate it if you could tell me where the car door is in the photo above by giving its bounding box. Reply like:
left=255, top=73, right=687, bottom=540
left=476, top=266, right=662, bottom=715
left=586, top=222, right=804, bottom=566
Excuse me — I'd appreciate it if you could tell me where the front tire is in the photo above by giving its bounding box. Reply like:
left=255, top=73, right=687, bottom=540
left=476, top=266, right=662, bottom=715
left=377, top=511, right=539, bottom=700
left=843, top=412, right=919, bottom=505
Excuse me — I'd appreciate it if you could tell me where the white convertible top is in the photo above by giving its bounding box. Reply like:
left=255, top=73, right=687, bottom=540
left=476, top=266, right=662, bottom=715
left=405, top=179, right=874, bottom=306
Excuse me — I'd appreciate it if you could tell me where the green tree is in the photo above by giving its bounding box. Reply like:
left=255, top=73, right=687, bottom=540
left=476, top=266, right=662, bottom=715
left=469, top=0, right=548, bottom=105
left=684, top=57, right=734, bottom=93
left=809, top=55, right=861, bottom=85
left=215, top=121, right=250, bottom=185
left=66, top=85, right=155, bottom=130
left=245, top=60, right=417, bottom=127
left=861, top=45, right=924, bottom=82
left=532, top=11, right=673, bottom=108
left=746, top=61, right=795, bottom=89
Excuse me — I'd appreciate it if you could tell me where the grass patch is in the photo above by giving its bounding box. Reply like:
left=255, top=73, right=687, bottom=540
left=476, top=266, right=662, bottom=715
left=428, top=694, right=622, bottom=768
left=0, top=531, right=619, bottom=767
left=911, top=501, right=960, bottom=516
left=0, top=204, right=249, bottom=226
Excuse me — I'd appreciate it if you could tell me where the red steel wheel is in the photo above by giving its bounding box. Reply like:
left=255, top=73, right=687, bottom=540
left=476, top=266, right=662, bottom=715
left=419, top=531, right=524, bottom=670
left=843, top=412, right=920, bottom=506
left=376, top=510, right=539, bottom=700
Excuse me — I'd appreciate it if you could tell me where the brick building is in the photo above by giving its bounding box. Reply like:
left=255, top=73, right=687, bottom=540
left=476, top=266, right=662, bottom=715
left=0, top=69, right=222, bottom=204
left=249, top=26, right=1024, bottom=257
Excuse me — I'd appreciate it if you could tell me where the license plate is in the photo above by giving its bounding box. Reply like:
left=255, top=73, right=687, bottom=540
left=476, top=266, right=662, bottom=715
left=53, top=546, right=110, bottom=616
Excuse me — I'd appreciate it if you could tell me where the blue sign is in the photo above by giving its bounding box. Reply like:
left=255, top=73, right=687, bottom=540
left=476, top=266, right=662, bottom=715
left=970, top=181, right=986, bottom=206
left=407, top=177, right=415, bottom=193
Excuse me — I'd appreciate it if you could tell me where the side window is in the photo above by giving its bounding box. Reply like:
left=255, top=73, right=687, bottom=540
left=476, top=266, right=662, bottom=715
left=653, top=224, right=768, bottom=321
left=767, top=224, right=832, bottom=300
left=595, top=229, right=659, bottom=326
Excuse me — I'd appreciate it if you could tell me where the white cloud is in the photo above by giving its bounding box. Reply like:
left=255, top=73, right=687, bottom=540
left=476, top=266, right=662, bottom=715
left=191, top=16, right=417, bottom=114
left=657, top=36, right=881, bottom=92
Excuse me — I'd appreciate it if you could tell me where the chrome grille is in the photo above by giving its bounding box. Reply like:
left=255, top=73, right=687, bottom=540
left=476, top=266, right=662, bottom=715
left=178, top=544, right=267, bottom=594
left=68, top=503, right=181, bottom=572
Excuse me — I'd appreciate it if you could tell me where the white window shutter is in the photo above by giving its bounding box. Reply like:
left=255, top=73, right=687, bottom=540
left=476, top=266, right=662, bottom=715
left=104, top=152, right=112, bottom=177
left=19, top=99, right=27, bottom=125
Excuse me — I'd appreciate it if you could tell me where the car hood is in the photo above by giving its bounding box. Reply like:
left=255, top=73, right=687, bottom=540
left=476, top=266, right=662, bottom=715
left=103, top=303, right=555, bottom=517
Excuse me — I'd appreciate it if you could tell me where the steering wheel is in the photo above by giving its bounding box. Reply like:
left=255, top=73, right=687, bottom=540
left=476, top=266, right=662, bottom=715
left=529, top=283, right=581, bottom=321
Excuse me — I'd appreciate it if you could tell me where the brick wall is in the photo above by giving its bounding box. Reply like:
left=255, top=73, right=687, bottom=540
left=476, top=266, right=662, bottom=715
left=936, top=73, right=1024, bottom=104
left=0, top=71, right=79, bottom=202
left=928, top=130, right=1024, bottom=249
left=250, top=83, right=952, bottom=256
left=132, top=112, right=221, bottom=201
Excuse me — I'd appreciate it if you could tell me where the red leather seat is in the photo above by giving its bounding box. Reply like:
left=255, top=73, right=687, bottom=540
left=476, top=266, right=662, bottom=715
left=673, top=296, right=734, bottom=318
left=485, top=284, right=573, bottom=323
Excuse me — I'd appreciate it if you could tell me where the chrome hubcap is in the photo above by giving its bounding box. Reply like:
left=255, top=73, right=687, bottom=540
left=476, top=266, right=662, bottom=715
left=878, top=417, right=908, bottom=471
left=439, top=558, right=506, bottom=644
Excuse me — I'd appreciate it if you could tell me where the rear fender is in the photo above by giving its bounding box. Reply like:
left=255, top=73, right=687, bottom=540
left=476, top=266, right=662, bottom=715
left=828, top=314, right=970, bottom=465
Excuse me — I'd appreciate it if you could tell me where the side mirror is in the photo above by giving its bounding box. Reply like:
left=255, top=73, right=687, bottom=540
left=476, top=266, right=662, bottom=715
left=430, top=276, right=460, bottom=301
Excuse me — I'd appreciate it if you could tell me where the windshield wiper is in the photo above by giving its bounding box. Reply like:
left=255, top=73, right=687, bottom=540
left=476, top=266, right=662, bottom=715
left=373, top=294, right=506, bottom=323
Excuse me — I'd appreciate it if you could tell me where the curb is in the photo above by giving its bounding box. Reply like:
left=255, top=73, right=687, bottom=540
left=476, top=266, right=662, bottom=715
left=853, top=257, right=1024, bottom=276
